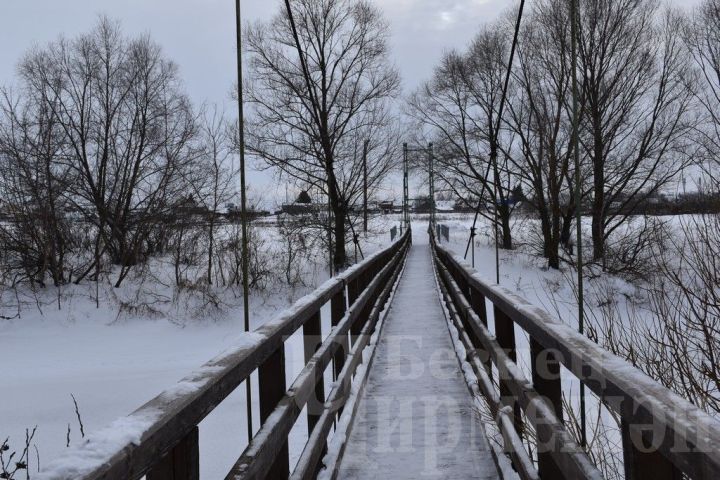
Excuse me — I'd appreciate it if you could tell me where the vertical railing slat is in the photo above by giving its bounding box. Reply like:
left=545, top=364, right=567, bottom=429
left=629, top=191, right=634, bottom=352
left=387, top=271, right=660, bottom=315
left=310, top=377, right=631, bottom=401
left=530, top=338, right=565, bottom=479
left=303, top=310, right=325, bottom=434
left=331, top=286, right=348, bottom=380
left=146, top=426, right=199, bottom=480
left=469, top=286, right=492, bottom=373
left=494, top=306, right=523, bottom=437
left=621, top=416, right=682, bottom=480
left=259, top=345, right=289, bottom=479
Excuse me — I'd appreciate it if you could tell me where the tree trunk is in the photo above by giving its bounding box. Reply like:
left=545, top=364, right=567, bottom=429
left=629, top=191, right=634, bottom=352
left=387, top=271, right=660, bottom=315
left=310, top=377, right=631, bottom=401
left=332, top=206, right=347, bottom=270
left=207, top=217, right=215, bottom=285
left=591, top=178, right=605, bottom=262
left=560, top=213, right=573, bottom=248
left=539, top=202, right=555, bottom=265
left=591, top=110, right=606, bottom=262
left=499, top=206, right=513, bottom=250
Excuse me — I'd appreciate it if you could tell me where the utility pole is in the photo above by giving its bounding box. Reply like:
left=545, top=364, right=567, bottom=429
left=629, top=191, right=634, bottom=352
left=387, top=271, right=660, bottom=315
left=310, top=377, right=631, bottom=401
left=363, top=139, right=369, bottom=233
left=234, top=0, right=253, bottom=443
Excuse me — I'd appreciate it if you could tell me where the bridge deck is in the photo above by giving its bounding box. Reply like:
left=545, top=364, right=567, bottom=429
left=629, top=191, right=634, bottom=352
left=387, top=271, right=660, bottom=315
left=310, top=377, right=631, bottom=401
left=336, top=242, right=499, bottom=479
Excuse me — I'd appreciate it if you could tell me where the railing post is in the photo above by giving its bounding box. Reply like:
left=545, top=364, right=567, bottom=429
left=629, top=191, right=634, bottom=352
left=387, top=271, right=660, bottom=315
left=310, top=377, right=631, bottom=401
left=348, top=276, right=362, bottom=345
left=331, top=286, right=348, bottom=380
left=331, top=286, right=348, bottom=423
left=303, top=310, right=325, bottom=434
left=348, top=277, right=360, bottom=305
left=259, top=345, right=289, bottom=478
left=530, top=338, right=565, bottom=479
left=146, top=426, right=199, bottom=480
left=494, top=306, right=523, bottom=437
left=621, top=413, right=682, bottom=480
left=469, top=286, right=492, bottom=373
left=458, top=272, right=470, bottom=299
left=356, top=269, right=375, bottom=338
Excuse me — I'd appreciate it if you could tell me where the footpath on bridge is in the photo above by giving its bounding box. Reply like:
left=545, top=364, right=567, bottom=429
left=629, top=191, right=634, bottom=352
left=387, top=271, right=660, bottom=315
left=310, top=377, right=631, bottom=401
left=336, top=240, right=499, bottom=479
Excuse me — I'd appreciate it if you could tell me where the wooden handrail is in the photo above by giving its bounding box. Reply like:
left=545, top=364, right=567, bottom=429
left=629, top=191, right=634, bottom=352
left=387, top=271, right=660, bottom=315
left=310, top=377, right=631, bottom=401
left=431, top=232, right=720, bottom=480
left=40, top=229, right=411, bottom=480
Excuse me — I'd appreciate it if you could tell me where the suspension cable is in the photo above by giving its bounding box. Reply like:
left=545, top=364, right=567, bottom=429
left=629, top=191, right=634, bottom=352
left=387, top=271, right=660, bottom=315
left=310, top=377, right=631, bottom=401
left=464, top=0, right=526, bottom=286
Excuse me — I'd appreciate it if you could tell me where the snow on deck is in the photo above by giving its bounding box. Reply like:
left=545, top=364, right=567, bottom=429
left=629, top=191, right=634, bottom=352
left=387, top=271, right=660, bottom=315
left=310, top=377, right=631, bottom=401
left=336, top=241, right=499, bottom=479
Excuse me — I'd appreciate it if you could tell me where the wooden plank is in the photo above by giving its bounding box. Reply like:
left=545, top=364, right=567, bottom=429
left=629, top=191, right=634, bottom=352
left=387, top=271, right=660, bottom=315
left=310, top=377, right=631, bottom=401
left=146, top=427, right=199, bottom=480
left=495, top=305, right=523, bottom=437
left=469, top=287, right=491, bottom=373
left=331, top=288, right=348, bottom=380
left=621, top=417, right=682, bottom=480
left=303, top=311, right=325, bottom=435
left=259, top=345, right=289, bottom=479
left=530, top=338, right=565, bottom=479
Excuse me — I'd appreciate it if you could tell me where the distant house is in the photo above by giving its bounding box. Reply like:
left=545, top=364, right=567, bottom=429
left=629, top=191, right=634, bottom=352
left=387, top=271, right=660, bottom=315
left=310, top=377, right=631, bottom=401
left=176, top=196, right=209, bottom=217
left=413, top=197, right=431, bottom=213
left=282, top=190, right=317, bottom=215
left=435, top=200, right=455, bottom=212
left=225, top=203, right=270, bottom=220
left=378, top=200, right=394, bottom=214
left=296, top=190, right=312, bottom=204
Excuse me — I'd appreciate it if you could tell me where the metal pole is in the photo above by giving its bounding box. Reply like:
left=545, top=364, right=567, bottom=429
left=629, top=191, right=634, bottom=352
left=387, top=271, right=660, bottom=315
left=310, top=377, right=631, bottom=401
left=363, top=139, right=369, bottom=233
left=494, top=177, right=500, bottom=284
left=403, top=143, right=409, bottom=232
left=234, top=0, right=253, bottom=442
left=570, top=0, right=587, bottom=449
left=328, top=195, right=334, bottom=276
left=428, top=143, right=434, bottom=226
left=470, top=226, right=476, bottom=268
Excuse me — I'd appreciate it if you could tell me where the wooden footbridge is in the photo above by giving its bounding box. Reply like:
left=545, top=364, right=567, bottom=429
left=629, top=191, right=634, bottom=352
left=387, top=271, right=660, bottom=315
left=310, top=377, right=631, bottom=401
left=42, top=228, right=720, bottom=480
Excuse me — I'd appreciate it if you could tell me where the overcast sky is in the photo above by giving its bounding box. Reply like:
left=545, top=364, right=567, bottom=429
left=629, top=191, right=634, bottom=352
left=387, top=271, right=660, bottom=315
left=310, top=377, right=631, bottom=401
left=0, top=0, right=703, bottom=203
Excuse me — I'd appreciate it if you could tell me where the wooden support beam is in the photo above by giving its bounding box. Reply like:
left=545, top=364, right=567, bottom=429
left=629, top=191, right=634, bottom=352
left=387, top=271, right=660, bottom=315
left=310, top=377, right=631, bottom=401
left=531, top=338, right=565, bottom=479
left=146, top=427, right=199, bottom=480
left=494, top=305, right=523, bottom=437
left=259, top=346, right=289, bottom=478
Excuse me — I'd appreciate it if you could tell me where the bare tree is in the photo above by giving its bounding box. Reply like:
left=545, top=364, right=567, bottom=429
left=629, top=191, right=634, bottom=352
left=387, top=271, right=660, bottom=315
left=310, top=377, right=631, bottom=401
left=0, top=86, right=74, bottom=287
left=185, top=106, right=237, bottom=285
left=686, top=0, right=720, bottom=185
left=16, top=18, right=198, bottom=287
left=243, top=0, right=400, bottom=269
left=504, top=0, right=581, bottom=268
left=406, top=24, right=517, bottom=249
left=577, top=0, right=696, bottom=266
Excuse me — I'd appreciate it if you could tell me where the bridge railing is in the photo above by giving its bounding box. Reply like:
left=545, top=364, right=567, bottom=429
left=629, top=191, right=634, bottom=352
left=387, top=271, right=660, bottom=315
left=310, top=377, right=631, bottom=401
left=430, top=232, right=720, bottom=480
left=41, top=229, right=411, bottom=480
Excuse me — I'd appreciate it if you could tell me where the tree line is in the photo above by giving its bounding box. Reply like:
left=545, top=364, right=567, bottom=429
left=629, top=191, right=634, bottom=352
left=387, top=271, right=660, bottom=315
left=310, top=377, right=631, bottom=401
left=408, top=0, right=720, bottom=272
left=0, top=0, right=401, bottom=295
left=3, top=0, right=720, bottom=288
